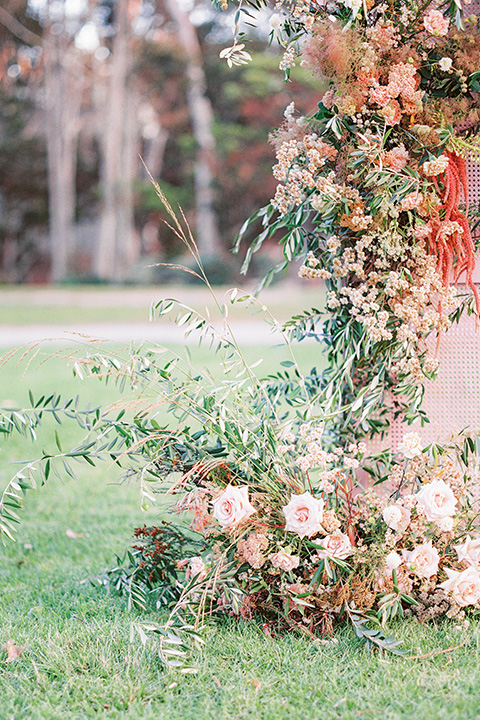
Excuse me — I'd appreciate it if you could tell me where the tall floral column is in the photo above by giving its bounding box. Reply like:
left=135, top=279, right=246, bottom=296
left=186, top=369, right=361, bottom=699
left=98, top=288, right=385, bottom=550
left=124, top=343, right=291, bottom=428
left=237, top=0, right=480, bottom=446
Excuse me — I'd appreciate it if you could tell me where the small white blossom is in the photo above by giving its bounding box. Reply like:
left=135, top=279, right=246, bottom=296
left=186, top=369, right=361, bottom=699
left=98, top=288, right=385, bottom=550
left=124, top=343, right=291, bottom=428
left=269, top=13, right=284, bottom=31
left=439, top=57, right=452, bottom=72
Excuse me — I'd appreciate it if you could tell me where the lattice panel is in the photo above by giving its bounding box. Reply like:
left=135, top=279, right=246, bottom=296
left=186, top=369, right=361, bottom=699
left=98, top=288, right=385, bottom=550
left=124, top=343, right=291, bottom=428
left=468, top=160, right=480, bottom=241
left=368, top=163, right=480, bottom=452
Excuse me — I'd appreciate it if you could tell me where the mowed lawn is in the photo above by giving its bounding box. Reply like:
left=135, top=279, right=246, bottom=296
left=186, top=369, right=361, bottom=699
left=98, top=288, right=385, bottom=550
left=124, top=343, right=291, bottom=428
left=2, top=340, right=480, bottom=719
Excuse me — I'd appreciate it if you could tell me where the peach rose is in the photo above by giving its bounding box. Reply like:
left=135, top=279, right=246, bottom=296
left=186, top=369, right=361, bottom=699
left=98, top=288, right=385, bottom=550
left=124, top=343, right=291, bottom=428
left=269, top=549, right=300, bottom=572
left=383, top=504, right=411, bottom=533
left=402, top=540, right=440, bottom=578
left=212, top=484, right=256, bottom=529
left=401, top=192, right=423, bottom=212
left=415, top=479, right=457, bottom=522
left=454, top=536, right=480, bottom=571
left=283, top=492, right=324, bottom=539
left=440, top=566, right=480, bottom=607
left=380, top=99, right=402, bottom=126
left=316, top=531, right=353, bottom=560
left=382, top=144, right=409, bottom=172
left=369, top=85, right=392, bottom=107
left=423, top=9, right=449, bottom=36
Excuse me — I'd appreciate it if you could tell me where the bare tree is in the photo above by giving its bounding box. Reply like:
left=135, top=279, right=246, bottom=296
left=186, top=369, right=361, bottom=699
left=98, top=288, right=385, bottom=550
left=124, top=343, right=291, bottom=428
left=164, top=0, right=222, bottom=257
left=44, top=24, right=84, bottom=282
left=94, top=0, right=139, bottom=281
left=0, top=0, right=83, bottom=282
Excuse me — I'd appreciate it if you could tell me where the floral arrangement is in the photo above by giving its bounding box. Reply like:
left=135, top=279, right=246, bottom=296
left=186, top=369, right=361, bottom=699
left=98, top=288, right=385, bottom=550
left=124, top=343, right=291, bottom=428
left=234, top=0, right=480, bottom=440
left=2, top=183, right=480, bottom=666
left=2, top=0, right=480, bottom=671
left=106, top=418, right=480, bottom=665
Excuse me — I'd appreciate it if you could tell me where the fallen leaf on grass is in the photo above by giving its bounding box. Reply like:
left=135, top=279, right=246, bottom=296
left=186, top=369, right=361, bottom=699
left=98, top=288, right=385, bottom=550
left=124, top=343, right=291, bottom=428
left=2, top=640, right=24, bottom=662
left=252, top=680, right=261, bottom=696
left=212, top=675, right=222, bottom=688
left=65, top=529, right=84, bottom=539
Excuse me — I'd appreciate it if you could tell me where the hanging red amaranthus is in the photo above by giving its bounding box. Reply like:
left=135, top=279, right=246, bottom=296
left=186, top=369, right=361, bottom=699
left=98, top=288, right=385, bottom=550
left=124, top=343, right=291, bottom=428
left=430, top=150, right=479, bottom=313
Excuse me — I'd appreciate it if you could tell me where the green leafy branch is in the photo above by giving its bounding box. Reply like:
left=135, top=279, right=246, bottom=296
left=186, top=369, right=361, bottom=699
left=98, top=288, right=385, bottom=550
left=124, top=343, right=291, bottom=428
left=344, top=604, right=407, bottom=656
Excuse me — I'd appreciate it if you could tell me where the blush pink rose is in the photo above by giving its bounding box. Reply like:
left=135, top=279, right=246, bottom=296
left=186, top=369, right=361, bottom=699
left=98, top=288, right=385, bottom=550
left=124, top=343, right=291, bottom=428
left=383, top=504, right=411, bottom=533
left=269, top=549, right=300, bottom=572
left=415, top=479, right=457, bottom=522
left=283, top=492, right=324, bottom=539
left=185, top=556, right=207, bottom=581
left=440, top=566, right=480, bottom=607
left=212, top=484, right=256, bottom=529
left=402, top=540, right=440, bottom=578
left=423, top=9, right=449, bottom=36
left=454, top=536, right=480, bottom=571
left=316, top=531, right=353, bottom=560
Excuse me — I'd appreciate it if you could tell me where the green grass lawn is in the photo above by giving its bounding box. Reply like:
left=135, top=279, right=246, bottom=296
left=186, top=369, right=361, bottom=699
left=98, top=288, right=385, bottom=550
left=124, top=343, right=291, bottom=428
left=2, top=346, right=480, bottom=720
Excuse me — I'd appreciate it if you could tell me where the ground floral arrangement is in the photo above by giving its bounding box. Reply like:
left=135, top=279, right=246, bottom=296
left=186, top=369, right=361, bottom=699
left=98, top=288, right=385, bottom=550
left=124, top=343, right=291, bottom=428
left=2, top=0, right=480, bottom=670
left=104, top=423, right=480, bottom=667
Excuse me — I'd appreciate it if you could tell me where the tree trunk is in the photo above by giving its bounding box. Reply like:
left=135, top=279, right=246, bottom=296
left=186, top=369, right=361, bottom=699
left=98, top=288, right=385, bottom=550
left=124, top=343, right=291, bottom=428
left=44, top=27, right=83, bottom=282
left=164, top=0, right=222, bottom=257
left=94, top=0, right=139, bottom=281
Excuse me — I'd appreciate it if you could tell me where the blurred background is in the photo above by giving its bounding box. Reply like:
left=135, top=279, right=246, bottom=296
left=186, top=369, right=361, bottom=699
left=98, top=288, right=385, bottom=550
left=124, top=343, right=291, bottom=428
left=0, top=0, right=321, bottom=287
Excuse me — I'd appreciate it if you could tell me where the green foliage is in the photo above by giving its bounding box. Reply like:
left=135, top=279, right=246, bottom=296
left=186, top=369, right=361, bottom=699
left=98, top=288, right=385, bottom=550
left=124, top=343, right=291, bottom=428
left=92, top=523, right=202, bottom=612
left=345, top=605, right=407, bottom=656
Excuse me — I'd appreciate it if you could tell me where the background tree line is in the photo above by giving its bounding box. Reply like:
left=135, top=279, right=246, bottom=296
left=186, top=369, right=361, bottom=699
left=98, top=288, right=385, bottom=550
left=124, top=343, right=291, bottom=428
left=0, top=0, right=319, bottom=284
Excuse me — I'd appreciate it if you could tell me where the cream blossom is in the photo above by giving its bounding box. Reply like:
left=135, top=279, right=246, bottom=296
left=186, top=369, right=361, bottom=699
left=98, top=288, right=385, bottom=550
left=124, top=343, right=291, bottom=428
left=422, top=155, right=449, bottom=176
left=402, top=541, right=440, bottom=578
left=269, top=549, right=300, bottom=572
left=415, top=479, right=457, bottom=522
left=283, top=492, right=324, bottom=538
left=399, top=431, right=423, bottom=458
left=439, top=57, right=453, bottom=72
left=436, top=516, right=454, bottom=532
left=212, top=484, right=256, bottom=529
left=316, top=531, right=353, bottom=560
left=454, top=536, right=480, bottom=571
left=383, top=504, right=411, bottom=533
left=269, top=13, right=284, bottom=31
left=385, top=551, right=402, bottom=571
left=440, top=566, right=480, bottom=607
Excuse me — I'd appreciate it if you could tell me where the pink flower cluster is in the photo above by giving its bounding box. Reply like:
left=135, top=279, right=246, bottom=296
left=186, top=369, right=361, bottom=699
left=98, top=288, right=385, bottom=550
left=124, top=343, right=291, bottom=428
left=423, top=9, right=450, bottom=37
left=369, top=62, right=423, bottom=124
